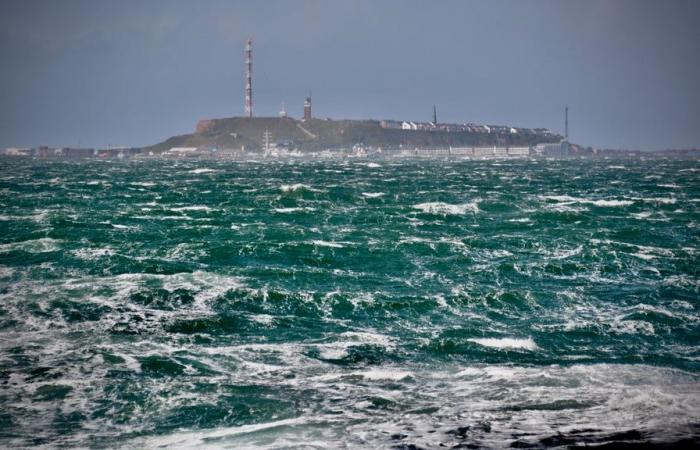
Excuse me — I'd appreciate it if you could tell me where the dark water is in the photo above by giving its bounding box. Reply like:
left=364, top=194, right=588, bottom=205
left=0, top=157, right=698, bottom=449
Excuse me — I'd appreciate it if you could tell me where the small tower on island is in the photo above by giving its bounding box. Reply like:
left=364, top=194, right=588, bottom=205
left=303, top=94, right=312, bottom=121
left=433, top=105, right=437, bottom=125
left=279, top=102, right=287, bottom=118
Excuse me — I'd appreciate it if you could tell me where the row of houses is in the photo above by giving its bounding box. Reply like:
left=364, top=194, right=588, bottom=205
left=375, top=145, right=534, bottom=158
left=379, top=120, right=555, bottom=136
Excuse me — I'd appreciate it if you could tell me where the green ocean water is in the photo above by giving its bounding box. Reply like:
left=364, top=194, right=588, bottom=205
left=0, top=157, right=698, bottom=449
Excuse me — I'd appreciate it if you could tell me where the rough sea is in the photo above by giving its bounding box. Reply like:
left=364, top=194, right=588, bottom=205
left=0, top=157, right=698, bottom=449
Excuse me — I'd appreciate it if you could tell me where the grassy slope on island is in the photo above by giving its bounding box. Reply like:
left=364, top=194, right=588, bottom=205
left=145, top=117, right=561, bottom=153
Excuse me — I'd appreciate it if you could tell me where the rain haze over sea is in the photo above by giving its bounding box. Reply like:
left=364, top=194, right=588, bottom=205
left=0, top=158, right=698, bottom=448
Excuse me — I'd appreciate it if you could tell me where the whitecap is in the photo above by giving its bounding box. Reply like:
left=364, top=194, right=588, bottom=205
left=642, top=197, right=677, bottom=204
left=412, top=201, right=479, bottom=215
left=540, top=195, right=633, bottom=207
left=280, top=183, right=317, bottom=192
left=171, top=205, right=215, bottom=212
left=588, top=199, right=633, bottom=207
left=468, top=337, right=539, bottom=350
left=359, top=369, right=413, bottom=381
left=632, top=252, right=657, bottom=261
left=610, top=320, right=655, bottom=335
left=189, top=168, right=218, bottom=174
left=631, top=211, right=652, bottom=219
left=361, top=192, right=385, bottom=198
left=0, top=237, right=61, bottom=254
left=71, top=247, right=116, bottom=260
left=311, top=240, right=344, bottom=248
left=0, top=266, right=14, bottom=278
left=274, top=207, right=316, bottom=213
left=549, top=245, right=583, bottom=260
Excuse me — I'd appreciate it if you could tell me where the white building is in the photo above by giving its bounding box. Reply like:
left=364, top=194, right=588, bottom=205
left=507, top=146, right=530, bottom=156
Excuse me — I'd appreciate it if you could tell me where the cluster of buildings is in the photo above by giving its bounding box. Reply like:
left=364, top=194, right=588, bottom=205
left=378, top=119, right=554, bottom=137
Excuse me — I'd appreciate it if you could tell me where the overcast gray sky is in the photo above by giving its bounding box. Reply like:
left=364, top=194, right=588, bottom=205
left=0, top=0, right=698, bottom=150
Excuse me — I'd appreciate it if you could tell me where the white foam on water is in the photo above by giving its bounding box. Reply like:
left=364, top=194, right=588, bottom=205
left=316, top=345, right=348, bottom=360
left=548, top=245, right=583, bottom=260
left=361, top=192, right=385, bottom=198
left=589, top=199, right=634, bottom=207
left=642, top=197, right=677, bottom=204
left=468, top=337, right=539, bottom=350
left=130, top=215, right=199, bottom=221
left=71, top=247, right=116, bottom=260
left=360, top=369, right=413, bottom=381
left=634, top=244, right=675, bottom=258
left=248, top=314, right=275, bottom=326
left=170, top=205, right=215, bottom=212
left=311, top=240, right=344, bottom=248
left=540, top=194, right=579, bottom=203
left=454, top=367, right=484, bottom=377
left=308, top=329, right=397, bottom=362
left=340, top=330, right=395, bottom=348
left=189, top=168, right=218, bottom=174
left=273, top=207, right=316, bottom=213
left=280, top=183, right=318, bottom=192
left=670, top=300, right=694, bottom=310
left=632, top=252, right=657, bottom=260
left=0, top=265, right=14, bottom=278
left=540, top=195, right=633, bottom=207
left=0, top=237, right=62, bottom=254
left=412, top=201, right=479, bottom=215
left=631, top=211, right=653, bottom=219
left=610, top=320, right=655, bottom=335
left=488, top=249, right=513, bottom=258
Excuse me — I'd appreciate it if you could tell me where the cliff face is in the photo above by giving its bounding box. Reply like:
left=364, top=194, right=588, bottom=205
left=146, top=117, right=561, bottom=153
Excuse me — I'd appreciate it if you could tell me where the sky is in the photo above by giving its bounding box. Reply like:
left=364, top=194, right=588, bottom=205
left=0, top=0, right=698, bottom=150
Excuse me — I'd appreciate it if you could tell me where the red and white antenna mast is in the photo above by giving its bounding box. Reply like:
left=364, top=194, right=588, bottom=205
left=244, top=38, right=253, bottom=118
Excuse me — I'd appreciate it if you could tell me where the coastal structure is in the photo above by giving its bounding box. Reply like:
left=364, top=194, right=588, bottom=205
left=279, top=102, right=287, bottom=118
left=303, top=95, right=312, bottom=121
left=244, top=38, right=253, bottom=118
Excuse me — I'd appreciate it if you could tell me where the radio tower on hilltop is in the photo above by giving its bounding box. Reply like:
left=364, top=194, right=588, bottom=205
left=244, top=38, right=253, bottom=118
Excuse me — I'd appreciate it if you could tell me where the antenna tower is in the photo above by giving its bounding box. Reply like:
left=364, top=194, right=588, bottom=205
left=565, top=106, right=568, bottom=141
left=244, top=38, right=253, bottom=118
